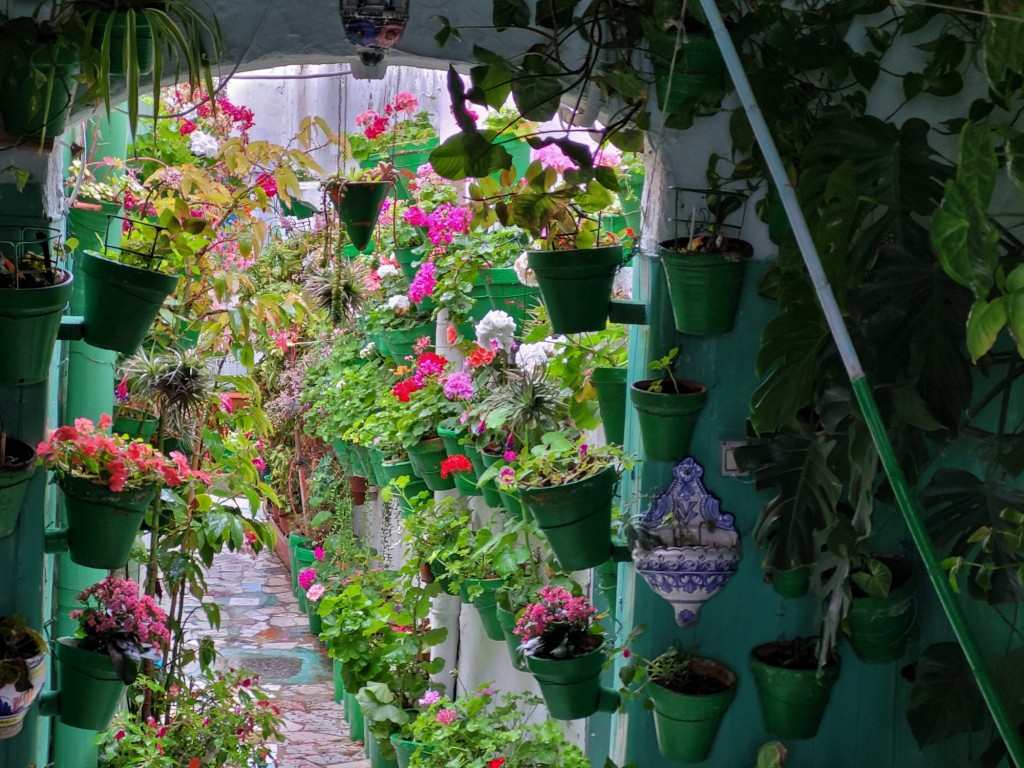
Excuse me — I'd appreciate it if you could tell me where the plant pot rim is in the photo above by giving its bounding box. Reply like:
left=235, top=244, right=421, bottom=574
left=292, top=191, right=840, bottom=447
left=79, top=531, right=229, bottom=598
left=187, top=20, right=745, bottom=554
left=649, top=656, right=737, bottom=697
left=0, top=267, right=73, bottom=293
left=631, top=379, right=707, bottom=396
left=517, top=462, right=618, bottom=493
left=751, top=639, right=839, bottom=670
left=0, top=436, right=37, bottom=472
left=658, top=237, right=753, bottom=261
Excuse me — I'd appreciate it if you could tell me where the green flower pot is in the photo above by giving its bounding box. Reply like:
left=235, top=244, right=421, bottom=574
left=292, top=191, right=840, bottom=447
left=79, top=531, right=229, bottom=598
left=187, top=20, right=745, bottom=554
left=394, top=247, right=423, bottom=283
left=466, top=445, right=503, bottom=508
left=0, top=271, right=74, bottom=386
left=0, top=46, right=80, bottom=139
left=650, top=33, right=727, bottom=113
left=381, top=458, right=429, bottom=516
left=406, top=437, right=456, bottom=491
left=92, top=11, right=155, bottom=77
left=525, top=646, right=606, bottom=720
left=345, top=690, right=364, bottom=741
left=331, top=439, right=355, bottom=475
left=437, top=426, right=482, bottom=496
left=750, top=641, right=840, bottom=739
left=294, top=544, right=317, bottom=613
left=60, top=476, right=156, bottom=569
left=308, top=601, right=323, bottom=636
left=846, top=557, right=916, bottom=663
left=658, top=238, right=751, bottom=335
left=351, top=444, right=374, bottom=483
left=495, top=604, right=524, bottom=670
left=770, top=566, right=811, bottom=598
left=518, top=465, right=618, bottom=572
left=368, top=448, right=391, bottom=487
left=364, top=722, right=399, bottom=768
left=479, top=450, right=524, bottom=520
left=384, top=323, right=435, bottom=365
left=67, top=202, right=123, bottom=256
left=591, top=367, right=628, bottom=446
left=459, top=578, right=505, bottom=642
left=629, top=379, right=708, bottom=463
left=333, top=658, right=345, bottom=705
left=112, top=411, right=159, bottom=441
left=288, top=532, right=310, bottom=597
left=77, top=250, right=179, bottom=355
left=327, top=181, right=393, bottom=252
left=528, top=246, right=623, bottom=334
left=480, top=267, right=541, bottom=332
left=766, top=181, right=792, bottom=245
left=55, top=638, right=127, bottom=731
left=0, top=437, right=36, bottom=539
left=391, top=735, right=433, bottom=768
left=648, top=658, right=737, bottom=762
left=363, top=138, right=439, bottom=199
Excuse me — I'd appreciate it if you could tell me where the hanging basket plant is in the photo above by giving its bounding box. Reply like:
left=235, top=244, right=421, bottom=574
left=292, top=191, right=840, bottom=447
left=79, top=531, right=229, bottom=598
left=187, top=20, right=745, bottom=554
left=658, top=236, right=752, bottom=335
left=0, top=226, right=75, bottom=386
left=325, top=164, right=397, bottom=252
left=0, top=434, right=37, bottom=540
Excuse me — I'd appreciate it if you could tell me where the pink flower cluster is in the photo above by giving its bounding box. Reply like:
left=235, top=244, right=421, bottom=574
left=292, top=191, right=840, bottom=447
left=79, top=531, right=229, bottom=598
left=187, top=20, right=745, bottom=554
left=37, top=416, right=210, bottom=492
left=70, top=577, right=170, bottom=650
left=442, top=371, right=474, bottom=401
left=298, top=567, right=317, bottom=591
left=392, top=352, right=450, bottom=402
left=530, top=144, right=578, bottom=173
left=404, top=203, right=469, bottom=246
left=407, top=261, right=436, bottom=304
left=513, top=586, right=597, bottom=642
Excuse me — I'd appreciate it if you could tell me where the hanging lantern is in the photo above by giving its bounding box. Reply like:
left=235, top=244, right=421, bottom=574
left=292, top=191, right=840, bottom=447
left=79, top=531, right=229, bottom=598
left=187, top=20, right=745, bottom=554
left=339, top=0, right=410, bottom=67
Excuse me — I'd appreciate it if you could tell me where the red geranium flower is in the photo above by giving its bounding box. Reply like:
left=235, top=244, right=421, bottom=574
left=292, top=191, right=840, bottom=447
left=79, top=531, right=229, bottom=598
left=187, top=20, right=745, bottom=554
left=488, top=758, right=506, bottom=768
left=440, top=454, right=473, bottom=479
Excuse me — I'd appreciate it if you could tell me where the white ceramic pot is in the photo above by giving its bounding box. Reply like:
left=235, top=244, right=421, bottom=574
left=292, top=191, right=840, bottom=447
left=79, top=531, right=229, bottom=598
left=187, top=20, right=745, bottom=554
left=0, top=652, right=47, bottom=739
left=634, top=544, right=741, bottom=626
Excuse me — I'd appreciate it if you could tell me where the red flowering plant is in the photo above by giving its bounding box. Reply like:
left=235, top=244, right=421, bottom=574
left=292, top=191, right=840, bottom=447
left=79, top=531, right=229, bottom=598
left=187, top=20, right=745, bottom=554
left=37, top=416, right=210, bottom=494
left=69, top=577, right=170, bottom=685
left=390, top=353, right=473, bottom=447
left=406, top=683, right=590, bottom=768
left=514, top=585, right=604, bottom=660
left=98, top=669, right=282, bottom=768
left=346, top=91, right=438, bottom=162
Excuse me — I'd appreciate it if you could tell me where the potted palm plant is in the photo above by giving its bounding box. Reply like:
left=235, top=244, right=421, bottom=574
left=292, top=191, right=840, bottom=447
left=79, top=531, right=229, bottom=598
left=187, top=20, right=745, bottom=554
left=0, top=616, right=48, bottom=740
left=74, top=0, right=222, bottom=137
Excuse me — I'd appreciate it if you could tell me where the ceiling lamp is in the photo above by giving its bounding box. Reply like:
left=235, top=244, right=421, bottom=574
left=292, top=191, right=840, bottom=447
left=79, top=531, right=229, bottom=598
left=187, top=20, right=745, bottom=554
left=339, top=0, right=410, bottom=68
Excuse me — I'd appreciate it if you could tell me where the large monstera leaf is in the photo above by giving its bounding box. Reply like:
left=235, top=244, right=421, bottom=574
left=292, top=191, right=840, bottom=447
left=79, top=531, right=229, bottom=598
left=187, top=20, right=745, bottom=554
left=735, top=428, right=842, bottom=572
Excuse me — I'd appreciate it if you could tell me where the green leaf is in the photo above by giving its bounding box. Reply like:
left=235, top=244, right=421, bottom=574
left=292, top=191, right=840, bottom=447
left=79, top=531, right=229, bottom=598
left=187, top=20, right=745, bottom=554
left=469, top=62, right=513, bottom=109
left=903, top=71, right=924, bottom=100
left=906, top=642, right=986, bottom=747
left=511, top=65, right=564, bottom=121
left=601, top=65, right=647, bottom=101
left=608, top=129, right=645, bottom=153
left=493, top=0, right=530, bottom=29
left=535, top=0, right=579, bottom=29
left=965, top=297, right=1007, bottom=362
left=931, top=178, right=998, bottom=297
left=429, top=132, right=512, bottom=180
left=983, top=0, right=1024, bottom=93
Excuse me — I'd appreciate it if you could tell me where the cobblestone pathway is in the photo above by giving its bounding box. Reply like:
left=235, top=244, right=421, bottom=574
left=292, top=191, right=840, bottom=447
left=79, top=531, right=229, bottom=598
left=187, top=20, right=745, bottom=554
left=194, top=550, right=369, bottom=768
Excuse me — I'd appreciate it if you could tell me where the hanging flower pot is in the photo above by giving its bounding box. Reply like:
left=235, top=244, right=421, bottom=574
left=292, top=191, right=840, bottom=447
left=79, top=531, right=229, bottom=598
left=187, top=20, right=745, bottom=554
left=480, top=449, right=525, bottom=520
left=381, top=458, right=429, bottom=516
left=406, top=437, right=456, bottom=491
left=494, top=604, right=525, bottom=670
left=76, top=251, right=180, bottom=355
left=525, top=645, right=607, bottom=720
left=466, top=445, right=503, bottom=508
left=67, top=201, right=124, bottom=255
left=326, top=180, right=394, bottom=252
left=0, top=29, right=80, bottom=140
left=631, top=458, right=741, bottom=626
left=658, top=238, right=752, bottom=335
left=769, top=566, right=811, bottom=598
left=527, top=245, right=623, bottom=334
left=437, top=426, right=482, bottom=497
left=0, top=436, right=36, bottom=539
left=383, top=322, right=435, bottom=365
left=750, top=640, right=840, bottom=739
left=519, top=465, right=618, bottom=572
left=459, top=578, right=505, bottom=642
left=60, top=476, right=157, bottom=569
left=367, top=448, right=392, bottom=487
left=89, top=11, right=155, bottom=78
left=649, top=32, right=727, bottom=114
left=350, top=444, right=374, bottom=484
left=54, top=638, right=126, bottom=731
left=591, top=367, right=628, bottom=445
left=0, top=618, right=47, bottom=740
left=480, top=266, right=542, bottom=331
left=362, top=137, right=440, bottom=199
left=630, top=379, right=707, bottom=462
left=648, top=657, right=737, bottom=762
left=111, top=408, right=159, bottom=441
left=845, top=556, right=916, bottom=663
left=0, top=266, right=74, bottom=387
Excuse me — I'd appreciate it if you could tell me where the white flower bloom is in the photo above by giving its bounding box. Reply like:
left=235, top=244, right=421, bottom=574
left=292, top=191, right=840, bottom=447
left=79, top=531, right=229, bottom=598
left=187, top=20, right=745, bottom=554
left=377, top=263, right=400, bottom=278
left=187, top=130, right=220, bottom=159
left=388, top=295, right=411, bottom=314
left=515, top=336, right=566, bottom=372
left=475, top=310, right=517, bottom=352
left=513, top=251, right=538, bottom=287
left=359, top=342, right=376, bottom=358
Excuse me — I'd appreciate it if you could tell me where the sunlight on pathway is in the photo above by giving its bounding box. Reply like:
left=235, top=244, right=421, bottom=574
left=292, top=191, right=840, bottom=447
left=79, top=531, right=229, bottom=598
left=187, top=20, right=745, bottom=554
left=195, top=550, right=369, bottom=768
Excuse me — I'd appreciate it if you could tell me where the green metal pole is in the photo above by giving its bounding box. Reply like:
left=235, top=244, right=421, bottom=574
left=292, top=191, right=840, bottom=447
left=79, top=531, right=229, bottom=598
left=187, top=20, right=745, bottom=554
left=696, top=2, right=1024, bottom=765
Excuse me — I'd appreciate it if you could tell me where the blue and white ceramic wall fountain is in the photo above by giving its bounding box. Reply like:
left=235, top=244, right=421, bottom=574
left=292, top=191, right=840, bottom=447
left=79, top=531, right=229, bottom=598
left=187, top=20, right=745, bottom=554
left=631, top=457, right=741, bottom=626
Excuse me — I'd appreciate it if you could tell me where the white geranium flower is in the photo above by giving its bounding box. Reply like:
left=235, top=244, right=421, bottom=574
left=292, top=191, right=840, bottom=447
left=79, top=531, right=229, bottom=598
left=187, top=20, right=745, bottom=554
left=359, top=342, right=376, bottom=358
left=187, top=130, right=220, bottom=159
left=514, top=336, right=566, bottom=372
left=513, top=251, right=538, bottom=287
left=377, top=263, right=400, bottom=278
left=387, top=295, right=411, bottom=314
left=475, top=310, right=517, bottom=352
